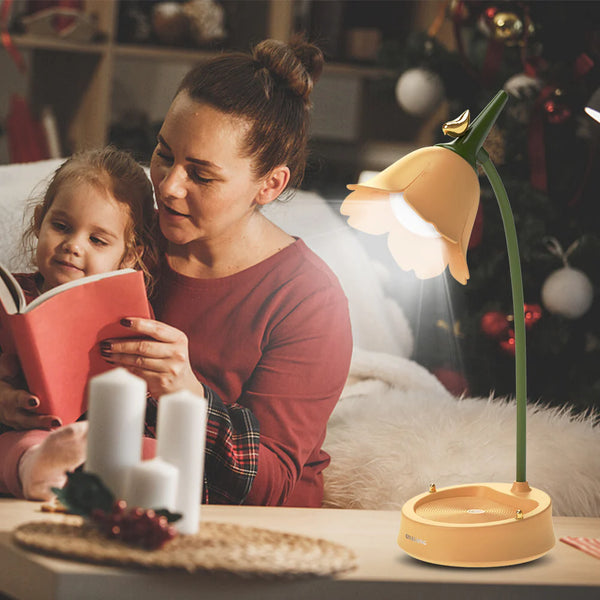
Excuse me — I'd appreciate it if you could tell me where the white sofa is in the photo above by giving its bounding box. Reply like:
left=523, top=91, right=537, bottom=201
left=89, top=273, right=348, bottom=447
left=1, top=159, right=599, bottom=516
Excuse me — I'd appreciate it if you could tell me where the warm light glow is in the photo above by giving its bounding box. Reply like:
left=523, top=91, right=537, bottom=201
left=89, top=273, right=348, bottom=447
left=390, top=193, right=442, bottom=239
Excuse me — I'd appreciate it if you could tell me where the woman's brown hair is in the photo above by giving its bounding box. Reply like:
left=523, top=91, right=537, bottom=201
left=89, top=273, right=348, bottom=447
left=176, top=35, right=324, bottom=193
left=24, top=147, right=158, bottom=293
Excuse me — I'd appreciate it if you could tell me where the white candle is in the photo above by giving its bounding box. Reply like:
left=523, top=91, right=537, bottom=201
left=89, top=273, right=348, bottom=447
left=156, top=390, right=208, bottom=535
left=123, top=458, right=178, bottom=511
left=85, top=368, right=147, bottom=497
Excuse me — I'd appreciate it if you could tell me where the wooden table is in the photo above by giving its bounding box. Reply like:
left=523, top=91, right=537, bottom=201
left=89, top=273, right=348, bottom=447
left=1, top=499, right=599, bottom=600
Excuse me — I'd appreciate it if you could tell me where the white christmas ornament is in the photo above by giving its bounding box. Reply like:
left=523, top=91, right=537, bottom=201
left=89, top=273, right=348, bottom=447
left=541, top=266, right=593, bottom=319
left=503, top=73, right=542, bottom=100
left=395, top=68, right=445, bottom=117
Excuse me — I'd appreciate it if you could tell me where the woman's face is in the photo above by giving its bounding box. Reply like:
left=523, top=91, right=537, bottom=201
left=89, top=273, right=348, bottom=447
left=150, top=93, right=265, bottom=249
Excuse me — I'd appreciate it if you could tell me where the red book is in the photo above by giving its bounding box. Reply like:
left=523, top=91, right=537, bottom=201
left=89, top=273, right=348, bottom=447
left=0, top=266, right=150, bottom=424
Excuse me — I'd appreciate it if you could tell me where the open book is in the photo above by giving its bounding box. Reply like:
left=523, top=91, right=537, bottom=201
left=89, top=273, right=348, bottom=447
left=0, top=265, right=151, bottom=424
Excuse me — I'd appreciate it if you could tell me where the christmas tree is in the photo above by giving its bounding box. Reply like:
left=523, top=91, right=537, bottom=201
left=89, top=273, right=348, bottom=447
left=385, top=1, right=600, bottom=412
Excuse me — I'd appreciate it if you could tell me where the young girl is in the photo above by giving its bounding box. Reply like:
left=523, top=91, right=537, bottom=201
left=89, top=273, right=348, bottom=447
left=0, top=146, right=158, bottom=500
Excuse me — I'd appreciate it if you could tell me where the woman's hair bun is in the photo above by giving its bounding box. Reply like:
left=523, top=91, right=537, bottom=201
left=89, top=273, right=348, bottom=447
left=253, top=35, right=324, bottom=102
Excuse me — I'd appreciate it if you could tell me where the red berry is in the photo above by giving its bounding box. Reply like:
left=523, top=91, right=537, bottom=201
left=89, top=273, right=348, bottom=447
left=109, top=524, right=121, bottom=538
left=93, top=503, right=177, bottom=550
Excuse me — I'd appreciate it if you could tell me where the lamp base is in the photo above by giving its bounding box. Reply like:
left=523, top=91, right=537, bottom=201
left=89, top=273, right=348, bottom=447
left=398, top=481, right=554, bottom=567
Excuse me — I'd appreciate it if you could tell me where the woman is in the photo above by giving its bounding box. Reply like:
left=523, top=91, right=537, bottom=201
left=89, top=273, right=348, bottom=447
left=0, top=37, right=353, bottom=507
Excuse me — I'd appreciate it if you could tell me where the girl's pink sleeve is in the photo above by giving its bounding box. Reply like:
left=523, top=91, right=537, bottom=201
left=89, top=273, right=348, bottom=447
left=0, top=429, right=50, bottom=498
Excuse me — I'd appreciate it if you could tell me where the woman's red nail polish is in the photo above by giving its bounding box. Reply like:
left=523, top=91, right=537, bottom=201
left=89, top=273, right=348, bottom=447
left=120, top=318, right=133, bottom=327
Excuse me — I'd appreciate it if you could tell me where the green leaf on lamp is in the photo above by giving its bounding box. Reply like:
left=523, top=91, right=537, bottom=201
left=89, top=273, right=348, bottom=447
left=437, top=90, right=508, bottom=169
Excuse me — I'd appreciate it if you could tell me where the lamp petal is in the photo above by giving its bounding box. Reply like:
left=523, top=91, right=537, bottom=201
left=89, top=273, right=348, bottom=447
left=401, top=147, right=480, bottom=245
left=354, top=147, right=438, bottom=192
left=446, top=241, right=470, bottom=284
left=446, top=186, right=480, bottom=284
left=340, top=187, right=395, bottom=235
left=386, top=221, right=471, bottom=284
left=387, top=221, right=449, bottom=280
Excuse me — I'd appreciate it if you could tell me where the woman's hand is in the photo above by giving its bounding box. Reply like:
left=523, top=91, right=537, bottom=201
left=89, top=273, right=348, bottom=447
left=0, top=354, right=61, bottom=430
left=100, top=318, right=205, bottom=399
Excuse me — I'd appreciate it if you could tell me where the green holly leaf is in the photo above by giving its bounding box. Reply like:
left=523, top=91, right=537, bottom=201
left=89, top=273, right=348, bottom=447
left=154, top=508, right=182, bottom=523
left=52, top=471, right=183, bottom=523
left=51, top=471, right=114, bottom=517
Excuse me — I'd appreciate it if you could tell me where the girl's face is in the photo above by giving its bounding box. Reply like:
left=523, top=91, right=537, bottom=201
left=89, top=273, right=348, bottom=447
left=36, top=181, right=134, bottom=292
left=150, top=94, right=270, bottom=250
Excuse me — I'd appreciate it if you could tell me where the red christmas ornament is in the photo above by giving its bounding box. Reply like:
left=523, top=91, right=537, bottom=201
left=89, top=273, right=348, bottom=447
left=432, top=367, right=470, bottom=397
left=450, top=0, right=470, bottom=24
left=481, top=311, right=510, bottom=338
left=499, top=330, right=516, bottom=355
left=544, top=99, right=572, bottom=124
left=485, top=6, right=498, bottom=20
left=524, top=303, right=542, bottom=328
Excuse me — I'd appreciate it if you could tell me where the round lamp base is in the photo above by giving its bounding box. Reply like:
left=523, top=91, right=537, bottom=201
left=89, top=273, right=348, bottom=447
left=398, top=482, right=554, bottom=567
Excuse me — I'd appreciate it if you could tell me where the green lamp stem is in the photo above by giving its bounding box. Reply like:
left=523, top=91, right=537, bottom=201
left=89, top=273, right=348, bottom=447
left=477, top=148, right=527, bottom=483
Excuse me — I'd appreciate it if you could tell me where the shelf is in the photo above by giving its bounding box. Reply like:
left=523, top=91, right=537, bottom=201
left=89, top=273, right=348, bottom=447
left=114, top=43, right=221, bottom=63
left=11, top=33, right=109, bottom=55
left=321, top=62, right=394, bottom=79
left=113, top=41, right=394, bottom=81
left=11, top=34, right=395, bottom=80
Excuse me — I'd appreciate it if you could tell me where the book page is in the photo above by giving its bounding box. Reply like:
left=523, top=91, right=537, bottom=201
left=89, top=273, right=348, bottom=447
left=0, top=263, right=27, bottom=314
left=25, top=268, right=137, bottom=313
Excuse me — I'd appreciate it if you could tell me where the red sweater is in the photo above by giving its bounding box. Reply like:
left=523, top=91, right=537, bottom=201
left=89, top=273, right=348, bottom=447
left=152, top=239, right=353, bottom=507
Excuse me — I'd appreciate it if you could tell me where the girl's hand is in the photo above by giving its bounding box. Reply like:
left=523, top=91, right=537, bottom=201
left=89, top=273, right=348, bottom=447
left=0, top=354, right=61, bottom=430
left=100, top=318, right=205, bottom=399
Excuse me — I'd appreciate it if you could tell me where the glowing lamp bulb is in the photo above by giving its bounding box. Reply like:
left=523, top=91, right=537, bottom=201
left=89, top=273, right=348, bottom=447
left=390, top=193, right=442, bottom=239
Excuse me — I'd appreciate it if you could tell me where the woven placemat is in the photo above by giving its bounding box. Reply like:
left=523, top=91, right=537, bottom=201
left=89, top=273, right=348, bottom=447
left=13, top=518, right=357, bottom=578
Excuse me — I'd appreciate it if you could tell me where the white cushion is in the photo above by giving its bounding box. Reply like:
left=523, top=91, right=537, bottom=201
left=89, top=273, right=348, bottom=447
left=0, top=158, right=64, bottom=273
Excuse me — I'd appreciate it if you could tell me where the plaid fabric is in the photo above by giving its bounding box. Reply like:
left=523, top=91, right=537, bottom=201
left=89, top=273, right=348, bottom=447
left=144, top=385, right=259, bottom=505
left=203, top=385, right=260, bottom=504
left=144, top=393, right=159, bottom=438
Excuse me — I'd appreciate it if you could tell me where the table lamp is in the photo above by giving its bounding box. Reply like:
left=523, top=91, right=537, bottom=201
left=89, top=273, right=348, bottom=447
left=340, top=90, right=555, bottom=567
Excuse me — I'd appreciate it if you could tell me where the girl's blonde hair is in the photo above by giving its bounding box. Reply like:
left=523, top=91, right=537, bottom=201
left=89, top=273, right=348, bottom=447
left=24, top=147, right=158, bottom=293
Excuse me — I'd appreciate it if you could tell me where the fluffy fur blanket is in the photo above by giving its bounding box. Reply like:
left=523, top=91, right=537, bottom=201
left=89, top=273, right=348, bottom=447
left=323, top=348, right=600, bottom=517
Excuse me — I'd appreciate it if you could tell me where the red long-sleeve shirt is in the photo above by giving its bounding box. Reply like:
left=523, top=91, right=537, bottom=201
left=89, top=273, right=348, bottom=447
left=151, top=239, right=353, bottom=507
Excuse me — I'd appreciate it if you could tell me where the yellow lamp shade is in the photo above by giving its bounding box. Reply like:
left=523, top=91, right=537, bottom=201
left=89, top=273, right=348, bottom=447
left=341, top=146, right=480, bottom=284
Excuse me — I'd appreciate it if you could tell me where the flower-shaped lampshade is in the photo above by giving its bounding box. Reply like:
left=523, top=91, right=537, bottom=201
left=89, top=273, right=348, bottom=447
left=341, top=147, right=479, bottom=284
left=341, top=91, right=507, bottom=285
